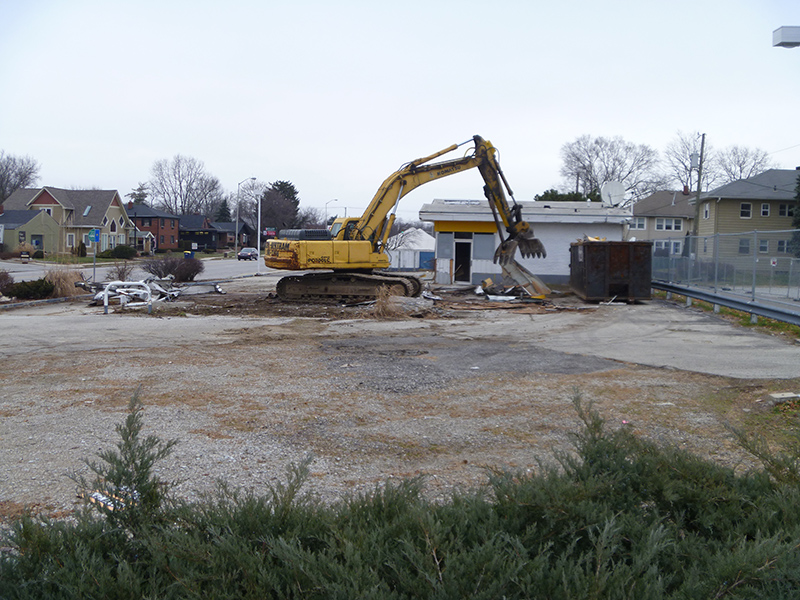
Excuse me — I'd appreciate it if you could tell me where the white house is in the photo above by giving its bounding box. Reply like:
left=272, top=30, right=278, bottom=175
left=385, top=227, right=435, bottom=270
left=419, top=199, right=631, bottom=284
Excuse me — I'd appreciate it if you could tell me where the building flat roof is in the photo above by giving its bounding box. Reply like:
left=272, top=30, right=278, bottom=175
left=419, top=199, right=631, bottom=225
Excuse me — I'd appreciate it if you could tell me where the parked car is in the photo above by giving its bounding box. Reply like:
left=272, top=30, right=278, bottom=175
left=237, top=247, right=259, bottom=261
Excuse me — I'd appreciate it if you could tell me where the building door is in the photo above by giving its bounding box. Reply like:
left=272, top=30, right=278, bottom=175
left=454, top=239, right=472, bottom=282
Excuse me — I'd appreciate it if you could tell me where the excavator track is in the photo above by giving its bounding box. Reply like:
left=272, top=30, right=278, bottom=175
left=275, top=271, right=422, bottom=303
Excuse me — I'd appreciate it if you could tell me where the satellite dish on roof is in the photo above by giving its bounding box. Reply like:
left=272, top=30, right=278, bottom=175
left=600, top=181, right=626, bottom=207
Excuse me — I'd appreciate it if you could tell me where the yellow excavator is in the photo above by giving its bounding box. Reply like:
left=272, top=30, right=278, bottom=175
left=264, top=134, right=546, bottom=301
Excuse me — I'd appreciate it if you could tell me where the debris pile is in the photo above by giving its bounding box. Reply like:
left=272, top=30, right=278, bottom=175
left=76, top=275, right=224, bottom=309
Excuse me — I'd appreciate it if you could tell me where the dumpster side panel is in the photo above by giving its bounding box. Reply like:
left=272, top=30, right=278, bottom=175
left=570, top=241, right=652, bottom=302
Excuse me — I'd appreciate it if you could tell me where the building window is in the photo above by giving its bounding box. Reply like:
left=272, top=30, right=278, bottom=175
left=170, top=236, right=175, bottom=244
left=740, top=203, right=752, bottom=219
left=119, top=216, right=124, bottom=226
left=42, top=207, right=52, bottom=216
left=654, top=240, right=682, bottom=255
left=703, top=204, right=710, bottom=219
left=738, top=238, right=751, bottom=254
left=160, top=235, right=164, bottom=244
left=171, top=219, right=175, bottom=229
left=629, top=217, right=645, bottom=230
left=83, top=234, right=90, bottom=247
left=142, top=218, right=151, bottom=227
left=761, top=203, right=770, bottom=217
left=160, top=218, right=165, bottom=227
left=67, top=233, right=75, bottom=247
left=110, top=220, right=117, bottom=232
left=779, top=204, right=795, bottom=217
left=655, top=218, right=682, bottom=231
left=778, top=240, right=788, bottom=253
left=759, top=239, right=769, bottom=253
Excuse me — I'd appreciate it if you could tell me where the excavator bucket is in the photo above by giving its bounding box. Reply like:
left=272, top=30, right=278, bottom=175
left=501, top=260, right=551, bottom=297
left=493, top=230, right=547, bottom=266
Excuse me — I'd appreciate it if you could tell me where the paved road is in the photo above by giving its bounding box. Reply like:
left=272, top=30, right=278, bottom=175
left=1, top=255, right=273, bottom=284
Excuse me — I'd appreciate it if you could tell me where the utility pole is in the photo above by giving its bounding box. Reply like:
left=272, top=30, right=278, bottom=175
left=692, top=133, right=706, bottom=242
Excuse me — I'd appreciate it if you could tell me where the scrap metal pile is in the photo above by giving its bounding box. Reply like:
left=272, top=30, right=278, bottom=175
left=76, top=275, right=224, bottom=309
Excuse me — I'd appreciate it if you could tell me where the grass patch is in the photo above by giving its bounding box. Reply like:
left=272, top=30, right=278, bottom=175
left=655, top=290, right=800, bottom=338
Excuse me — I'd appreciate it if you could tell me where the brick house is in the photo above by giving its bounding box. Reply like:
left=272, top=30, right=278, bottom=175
left=125, top=202, right=180, bottom=252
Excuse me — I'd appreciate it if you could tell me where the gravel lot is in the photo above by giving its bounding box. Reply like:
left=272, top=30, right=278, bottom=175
left=2, top=275, right=800, bottom=521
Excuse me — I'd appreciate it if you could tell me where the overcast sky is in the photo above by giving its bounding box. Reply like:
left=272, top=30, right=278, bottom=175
left=2, top=0, right=799, bottom=221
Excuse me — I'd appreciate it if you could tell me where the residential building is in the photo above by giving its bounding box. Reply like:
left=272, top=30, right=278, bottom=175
left=179, top=214, right=217, bottom=251
left=0, top=204, right=60, bottom=253
left=124, top=202, right=179, bottom=252
left=419, top=199, right=631, bottom=284
left=626, top=190, right=695, bottom=257
left=3, top=187, right=134, bottom=254
left=696, top=168, right=799, bottom=266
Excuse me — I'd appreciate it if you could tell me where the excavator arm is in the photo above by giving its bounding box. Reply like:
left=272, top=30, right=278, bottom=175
left=338, top=135, right=546, bottom=265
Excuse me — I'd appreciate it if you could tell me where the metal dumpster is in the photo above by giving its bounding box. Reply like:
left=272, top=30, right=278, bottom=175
left=570, top=241, right=653, bottom=302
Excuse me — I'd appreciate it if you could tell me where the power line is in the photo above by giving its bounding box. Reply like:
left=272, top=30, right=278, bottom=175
left=768, top=142, right=800, bottom=155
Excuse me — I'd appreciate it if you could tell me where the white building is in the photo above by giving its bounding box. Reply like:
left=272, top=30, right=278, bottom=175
left=419, top=199, right=631, bottom=284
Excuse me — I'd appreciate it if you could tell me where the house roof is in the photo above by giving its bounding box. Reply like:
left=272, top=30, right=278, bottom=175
left=178, top=214, right=210, bottom=230
left=4, top=187, right=126, bottom=227
left=0, top=209, right=38, bottom=229
left=419, top=199, right=631, bottom=225
left=124, top=203, right=178, bottom=219
left=633, top=191, right=695, bottom=218
left=701, top=169, right=800, bottom=201
left=212, top=221, right=236, bottom=234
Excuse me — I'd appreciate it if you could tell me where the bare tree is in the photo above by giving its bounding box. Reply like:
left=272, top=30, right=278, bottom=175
left=0, top=151, right=40, bottom=202
left=559, top=135, right=665, bottom=202
left=717, top=145, right=777, bottom=184
left=663, top=131, right=719, bottom=192
left=148, top=155, right=223, bottom=215
left=294, top=206, right=324, bottom=229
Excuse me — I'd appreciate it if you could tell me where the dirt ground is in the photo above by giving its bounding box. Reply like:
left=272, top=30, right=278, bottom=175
left=1, top=275, right=799, bottom=523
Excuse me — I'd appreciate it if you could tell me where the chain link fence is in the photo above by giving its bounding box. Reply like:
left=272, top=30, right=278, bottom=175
left=651, top=229, right=800, bottom=307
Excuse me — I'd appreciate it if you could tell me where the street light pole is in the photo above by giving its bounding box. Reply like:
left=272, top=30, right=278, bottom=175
left=235, top=177, right=256, bottom=256
left=325, top=199, right=338, bottom=226
left=257, top=192, right=262, bottom=275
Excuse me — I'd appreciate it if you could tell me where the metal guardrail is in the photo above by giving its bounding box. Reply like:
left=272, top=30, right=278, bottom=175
left=651, top=281, right=800, bottom=327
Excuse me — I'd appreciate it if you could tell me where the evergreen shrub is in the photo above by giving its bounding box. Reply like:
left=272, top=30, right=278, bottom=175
left=0, top=269, right=13, bottom=295
left=4, top=392, right=800, bottom=598
left=5, top=278, right=54, bottom=299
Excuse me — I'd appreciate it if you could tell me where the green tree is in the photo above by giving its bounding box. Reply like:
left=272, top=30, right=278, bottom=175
left=215, top=197, right=232, bottom=222
left=534, top=188, right=600, bottom=202
left=259, top=180, right=301, bottom=230
left=789, top=174, right=800, bottom=258
left=125, top=182, right=149, bottom=205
